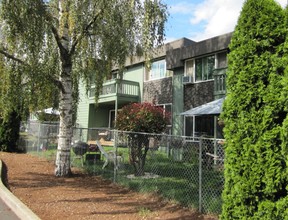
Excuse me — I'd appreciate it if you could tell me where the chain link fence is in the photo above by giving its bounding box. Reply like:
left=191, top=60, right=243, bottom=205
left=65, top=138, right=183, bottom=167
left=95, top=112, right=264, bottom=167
left=19, top=122, right=225, bottom=215
left=19, top=121, right=59, bottom=152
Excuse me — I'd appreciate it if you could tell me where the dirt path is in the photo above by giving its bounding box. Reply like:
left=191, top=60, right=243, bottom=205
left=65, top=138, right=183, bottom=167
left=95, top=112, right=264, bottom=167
left=0, top=152, right=217, bottom=220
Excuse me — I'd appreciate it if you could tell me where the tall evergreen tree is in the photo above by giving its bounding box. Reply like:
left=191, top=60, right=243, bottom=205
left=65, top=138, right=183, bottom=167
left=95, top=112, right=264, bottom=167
left=221, top=0, right=288, bottom=219
left=0, top=0, right=167, bottom=176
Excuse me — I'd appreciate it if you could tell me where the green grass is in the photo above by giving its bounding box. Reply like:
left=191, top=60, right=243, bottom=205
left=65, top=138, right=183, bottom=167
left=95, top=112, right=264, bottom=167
left=89, top=149, right=223, bottom=214
left=114, top=153, right=201, bottom=209
left=137, top=207, right=153, bottom=218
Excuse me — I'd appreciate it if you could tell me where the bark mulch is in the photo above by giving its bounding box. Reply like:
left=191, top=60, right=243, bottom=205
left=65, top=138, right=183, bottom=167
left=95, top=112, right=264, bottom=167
left=0, top=152, right=218, bottom=220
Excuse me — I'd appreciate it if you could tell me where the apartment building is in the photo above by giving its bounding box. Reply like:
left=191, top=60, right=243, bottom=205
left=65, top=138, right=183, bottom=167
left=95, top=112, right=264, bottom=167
left=76, top=32, right=232, bottom=137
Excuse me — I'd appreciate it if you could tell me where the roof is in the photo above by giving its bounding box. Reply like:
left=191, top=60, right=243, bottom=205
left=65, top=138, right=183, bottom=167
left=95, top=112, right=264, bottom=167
left=180, top=98, right=225, bottom=116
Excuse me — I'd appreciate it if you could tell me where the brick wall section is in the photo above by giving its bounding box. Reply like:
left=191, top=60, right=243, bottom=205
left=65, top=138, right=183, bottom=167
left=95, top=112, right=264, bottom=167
left=143, top=77, right=173, bottom=104
left=184, top=81, right=214, bottom=110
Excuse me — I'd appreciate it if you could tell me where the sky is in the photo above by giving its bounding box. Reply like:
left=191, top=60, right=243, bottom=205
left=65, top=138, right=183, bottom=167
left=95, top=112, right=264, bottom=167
left=163, top=0, right=287, bottom=43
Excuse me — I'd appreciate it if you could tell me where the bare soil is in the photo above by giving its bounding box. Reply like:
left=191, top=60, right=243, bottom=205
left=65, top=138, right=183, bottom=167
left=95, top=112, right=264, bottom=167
left=0, top=152, right=218, bottom=220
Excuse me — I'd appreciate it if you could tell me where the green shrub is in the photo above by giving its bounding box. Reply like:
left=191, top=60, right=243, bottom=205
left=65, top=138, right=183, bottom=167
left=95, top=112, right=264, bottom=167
left=0, top=110, right=21, bottom=152
left=116, top=102, right=169, bottom=133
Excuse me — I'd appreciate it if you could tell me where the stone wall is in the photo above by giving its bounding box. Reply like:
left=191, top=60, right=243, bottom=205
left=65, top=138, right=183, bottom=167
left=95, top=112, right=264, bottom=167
left=183, top=81, right=214, bottom=110
left=143, top=77, right=173, bottom=104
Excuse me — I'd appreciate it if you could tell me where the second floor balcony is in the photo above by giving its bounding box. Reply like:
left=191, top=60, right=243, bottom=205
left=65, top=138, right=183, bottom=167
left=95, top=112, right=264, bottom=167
left=89, top=79, right=140, bottom=104
left=213, top=68, right=226, bottom=99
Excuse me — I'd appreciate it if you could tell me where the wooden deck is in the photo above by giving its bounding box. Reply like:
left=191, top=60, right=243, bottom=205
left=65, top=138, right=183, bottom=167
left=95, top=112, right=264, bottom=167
left=88, top=139, right=114, bottom=147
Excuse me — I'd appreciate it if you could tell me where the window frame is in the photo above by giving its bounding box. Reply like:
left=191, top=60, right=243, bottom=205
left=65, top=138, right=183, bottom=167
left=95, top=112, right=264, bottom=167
left=184, top=54, right=217, bottom=83
left=145, top=59, right=171, bottom=81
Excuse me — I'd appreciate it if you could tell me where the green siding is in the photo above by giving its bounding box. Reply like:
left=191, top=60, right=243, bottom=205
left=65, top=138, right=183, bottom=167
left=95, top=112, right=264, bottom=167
left=123, top=64, right=144, bottom=102
left=77, top=63, right=144, bottom=129
left=88, top=105, right=111, bottom=128
left=172, top=69, right=184, bottom=136
left=76, top=80, right=90, bottom=128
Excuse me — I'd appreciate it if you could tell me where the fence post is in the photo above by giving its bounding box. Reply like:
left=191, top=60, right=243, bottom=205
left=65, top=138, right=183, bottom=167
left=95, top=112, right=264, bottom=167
left=37, top=122, right=41, bottom=153
left=167, top=135, right=171, bottom=157
left=214, top=138, right=217, bottom=166
left=199, top=137, right=202, bottom=213
left=113, top=129, right=118, bottom=183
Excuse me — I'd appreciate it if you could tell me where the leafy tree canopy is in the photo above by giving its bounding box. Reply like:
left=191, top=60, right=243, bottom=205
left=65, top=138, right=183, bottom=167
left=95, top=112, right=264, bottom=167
left=0, top=0, right=168, bottom=176
left=0, top=0, right=167, bottom=116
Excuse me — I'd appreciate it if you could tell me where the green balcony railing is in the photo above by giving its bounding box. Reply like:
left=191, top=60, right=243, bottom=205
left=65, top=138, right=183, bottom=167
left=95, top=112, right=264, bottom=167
left=213, top=68, right=227, bottom=99
left=89, top=79, right=140, bottom=101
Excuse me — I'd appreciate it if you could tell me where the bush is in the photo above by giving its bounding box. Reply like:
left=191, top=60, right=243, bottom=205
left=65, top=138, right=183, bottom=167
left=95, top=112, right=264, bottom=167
left=0, top=110, right=21, bottom=152
left=116, top=102, right=169, bottom=133
left=116, top=102, right=170, bottom=176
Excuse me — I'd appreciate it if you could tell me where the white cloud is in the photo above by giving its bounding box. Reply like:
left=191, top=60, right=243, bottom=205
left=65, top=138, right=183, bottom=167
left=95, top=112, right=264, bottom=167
left=169, top=2, right=195, bottom=14
left=189, top=0, right=287, bottom=41
left=190, top=0, right=244, bottom=40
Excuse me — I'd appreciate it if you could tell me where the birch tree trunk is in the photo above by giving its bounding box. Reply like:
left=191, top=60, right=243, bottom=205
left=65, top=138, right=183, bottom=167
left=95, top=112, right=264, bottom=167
left=54, top=60, right=73, bottom=176
left=54, top=0, right=73, bottom=176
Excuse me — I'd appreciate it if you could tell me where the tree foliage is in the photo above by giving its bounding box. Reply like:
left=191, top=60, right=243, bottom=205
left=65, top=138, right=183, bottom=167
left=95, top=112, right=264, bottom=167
left=0, top=0, right=167, bottom=113
left=221, top=0, right=288, bottom=218
left=0, top=0, right=167, bottom=176
left=0, top=55, right=26, bottom=152
left=0, top=110, right=21, bottom=152
left=116, top=102, right=169, bottom=176
left=116, top=102, right=169, bottom=133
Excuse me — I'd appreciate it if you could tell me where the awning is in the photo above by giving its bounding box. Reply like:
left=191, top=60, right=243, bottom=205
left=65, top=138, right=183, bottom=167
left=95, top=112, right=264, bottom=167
left=180, top=97, right=225, bottom=116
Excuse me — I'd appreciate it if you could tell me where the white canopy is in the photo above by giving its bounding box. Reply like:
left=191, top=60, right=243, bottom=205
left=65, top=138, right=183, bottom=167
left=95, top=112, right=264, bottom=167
left=180, top=97, right=225, bottom=116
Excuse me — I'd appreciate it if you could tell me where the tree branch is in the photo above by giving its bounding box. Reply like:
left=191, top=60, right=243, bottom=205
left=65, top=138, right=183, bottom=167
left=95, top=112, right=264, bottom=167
left=70, top=8, right=104, bottom=56
left=0, top=45, right=64, bottom=93
left=51, top=25, right=69, bottom=58
left=0, top=48, right=25, bottom=64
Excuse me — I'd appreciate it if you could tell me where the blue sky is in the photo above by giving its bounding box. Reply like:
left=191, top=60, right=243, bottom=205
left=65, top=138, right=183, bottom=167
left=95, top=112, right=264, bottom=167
left=163, top=0, right=287, bottom=43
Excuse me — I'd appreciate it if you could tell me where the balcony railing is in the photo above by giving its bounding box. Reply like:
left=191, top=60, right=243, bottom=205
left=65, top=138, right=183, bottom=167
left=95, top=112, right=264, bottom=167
left=213, top=68, right=227, bottom=99
left=89, top=79, right=140, bottom=100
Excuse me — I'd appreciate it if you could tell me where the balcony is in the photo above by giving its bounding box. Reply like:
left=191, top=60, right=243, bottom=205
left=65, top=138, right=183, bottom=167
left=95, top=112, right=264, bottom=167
left=213, top=68, right=227, bottom=99
left=89, top=79, right=140, bottom=104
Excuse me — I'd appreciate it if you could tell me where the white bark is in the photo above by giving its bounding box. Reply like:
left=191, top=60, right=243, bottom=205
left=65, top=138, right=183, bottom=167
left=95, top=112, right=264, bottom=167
left=54, top=0, right=73, bottom=176
left=55, top=72, right=73, bottom=176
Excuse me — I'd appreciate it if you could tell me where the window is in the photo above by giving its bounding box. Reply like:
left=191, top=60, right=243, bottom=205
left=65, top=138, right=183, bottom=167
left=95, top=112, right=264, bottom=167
left=184, top=55, right=215, bottom=83
left=184, top=115, right=215, bottom=137
left=146, top=59, right=171, bottom=81
left=195, top=55, right=215, bottom=82
left=110, top=71, right=119, bottom=80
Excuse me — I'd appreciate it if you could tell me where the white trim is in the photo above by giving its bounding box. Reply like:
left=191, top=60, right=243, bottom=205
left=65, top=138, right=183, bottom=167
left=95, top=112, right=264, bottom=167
left=144, top=59, right=171, bottom=82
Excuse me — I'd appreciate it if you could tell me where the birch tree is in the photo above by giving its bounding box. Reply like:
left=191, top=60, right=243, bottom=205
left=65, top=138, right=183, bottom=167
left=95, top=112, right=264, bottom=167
left=0, top=0, right=167, bottom=176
